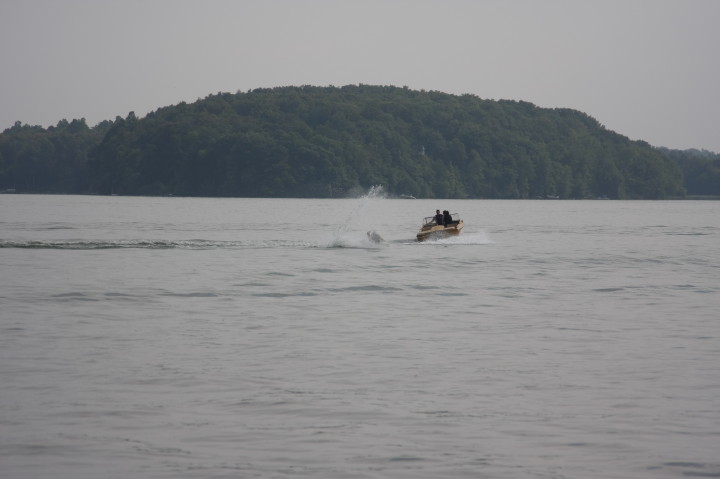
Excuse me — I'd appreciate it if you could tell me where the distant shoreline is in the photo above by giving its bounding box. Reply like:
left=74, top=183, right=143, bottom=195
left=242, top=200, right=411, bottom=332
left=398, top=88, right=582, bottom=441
left=681, top=195, right=720, bottom=200
left=2, top=191, right=719, bottom=200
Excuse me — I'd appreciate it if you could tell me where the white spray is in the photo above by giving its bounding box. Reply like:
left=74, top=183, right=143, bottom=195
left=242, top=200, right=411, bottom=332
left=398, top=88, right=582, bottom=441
left=329, top=185, right=387, bottom=247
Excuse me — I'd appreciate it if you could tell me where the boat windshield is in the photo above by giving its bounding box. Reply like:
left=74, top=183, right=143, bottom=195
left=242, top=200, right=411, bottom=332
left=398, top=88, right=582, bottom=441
left=422, top=213, right=460, bottom=226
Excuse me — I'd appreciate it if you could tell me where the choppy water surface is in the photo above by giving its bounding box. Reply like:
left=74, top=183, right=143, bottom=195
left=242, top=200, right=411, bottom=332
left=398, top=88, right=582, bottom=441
left=1, top=192, right=719, bottom=479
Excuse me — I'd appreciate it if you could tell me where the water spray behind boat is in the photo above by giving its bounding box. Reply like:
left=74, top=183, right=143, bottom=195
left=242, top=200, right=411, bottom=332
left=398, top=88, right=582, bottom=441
left=366, top=230, right=385, bottom=244
left=329, top=185, right=387, bottom=247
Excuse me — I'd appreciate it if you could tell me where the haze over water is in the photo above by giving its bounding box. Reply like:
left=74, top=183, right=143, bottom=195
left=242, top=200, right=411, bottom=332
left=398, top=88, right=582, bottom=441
left=1, top=192, right=719, bottom=478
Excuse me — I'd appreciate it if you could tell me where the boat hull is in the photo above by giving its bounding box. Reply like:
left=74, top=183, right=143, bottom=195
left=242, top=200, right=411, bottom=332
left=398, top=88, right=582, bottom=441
left=416, top=220, right=464, bottom=241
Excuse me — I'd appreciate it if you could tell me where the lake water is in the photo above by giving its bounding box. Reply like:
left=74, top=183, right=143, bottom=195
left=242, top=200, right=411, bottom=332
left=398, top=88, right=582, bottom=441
left=1, top=191, right=719, bottom=479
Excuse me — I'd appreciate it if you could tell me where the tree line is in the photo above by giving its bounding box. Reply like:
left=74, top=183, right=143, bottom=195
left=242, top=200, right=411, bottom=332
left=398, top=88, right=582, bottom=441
left=657, top=147, right=720, bottom=197
left=1, top=84, right=712, bottom=199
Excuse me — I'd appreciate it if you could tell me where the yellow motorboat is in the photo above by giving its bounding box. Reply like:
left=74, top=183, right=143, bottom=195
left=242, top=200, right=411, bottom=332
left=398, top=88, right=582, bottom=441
left=416, top=213, right=464, bottom=241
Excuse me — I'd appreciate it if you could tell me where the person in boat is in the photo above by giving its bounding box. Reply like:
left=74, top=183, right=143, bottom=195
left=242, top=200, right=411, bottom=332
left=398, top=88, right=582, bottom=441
left=434, top=210, right=444, bottom=226
left=443, top=210, right=453, bottom=226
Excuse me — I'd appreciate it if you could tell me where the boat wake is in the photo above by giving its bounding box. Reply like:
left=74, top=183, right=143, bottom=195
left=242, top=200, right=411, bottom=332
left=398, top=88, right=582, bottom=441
left=0, top=239, right=319, bottom=250
left=0, top=236, right=390, bottom=250
left=407, top=232, right=492, bottom=245
left=0, top=233, right=489, bottom=250
left=323, top=233, right=388, bottom=249
left=1, top=186, right=488, bottom=250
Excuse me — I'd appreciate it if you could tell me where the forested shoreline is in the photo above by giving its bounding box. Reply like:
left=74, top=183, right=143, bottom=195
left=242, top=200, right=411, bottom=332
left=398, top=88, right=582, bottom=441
left=1, top=85, right=717, bottom=198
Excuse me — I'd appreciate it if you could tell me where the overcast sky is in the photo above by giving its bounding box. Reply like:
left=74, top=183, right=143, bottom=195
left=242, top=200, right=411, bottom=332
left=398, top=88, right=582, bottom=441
left=2, top=0, right=718, bottom=152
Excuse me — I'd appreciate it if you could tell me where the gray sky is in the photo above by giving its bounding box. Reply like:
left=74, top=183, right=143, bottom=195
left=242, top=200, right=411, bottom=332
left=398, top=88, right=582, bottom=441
left=2, top=0, right=719, bottom=152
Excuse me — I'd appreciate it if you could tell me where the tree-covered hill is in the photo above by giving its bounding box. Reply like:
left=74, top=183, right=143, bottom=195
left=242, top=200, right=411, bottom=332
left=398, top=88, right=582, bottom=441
left=658, top=147, right=720, bottom=197
left=0, top=85, right=690, bottom=198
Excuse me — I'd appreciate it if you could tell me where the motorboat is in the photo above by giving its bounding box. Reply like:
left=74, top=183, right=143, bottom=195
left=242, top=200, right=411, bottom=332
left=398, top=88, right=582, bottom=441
left=416, top=213, right=464, bottom=241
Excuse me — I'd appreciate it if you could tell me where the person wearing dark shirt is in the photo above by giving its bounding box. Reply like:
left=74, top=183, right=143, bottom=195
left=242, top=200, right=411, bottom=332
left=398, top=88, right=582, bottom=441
left=443, top=210, right=453, bottom=226
left=434, top=210, right=444, bottom=225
